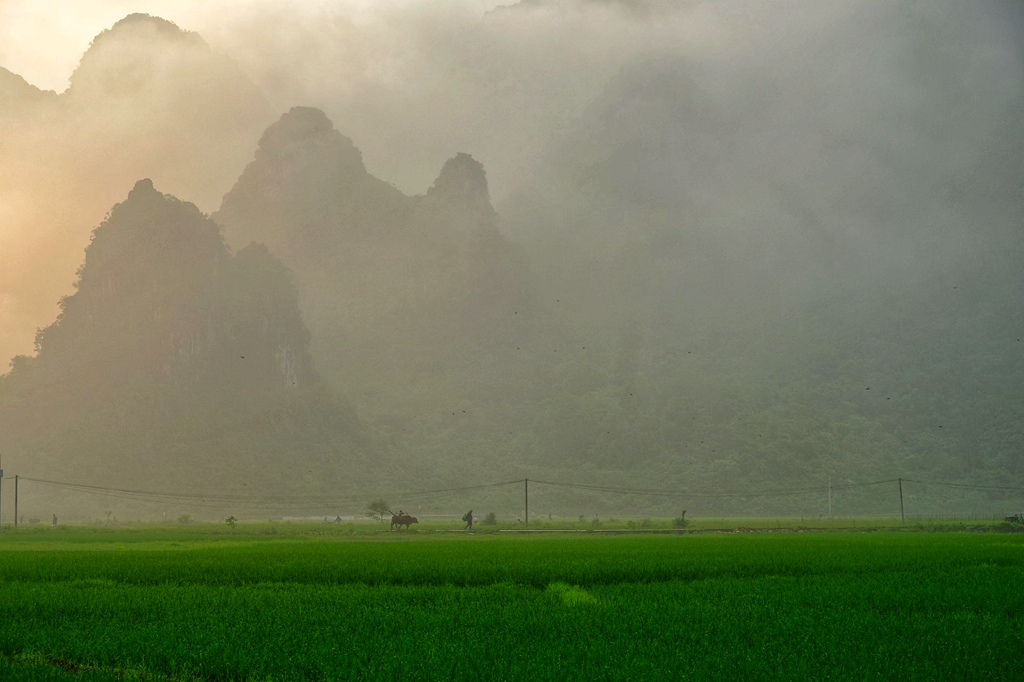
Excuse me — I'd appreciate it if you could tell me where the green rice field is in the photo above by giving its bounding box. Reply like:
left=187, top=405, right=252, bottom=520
left=0, top=523, right=1022, bottom=681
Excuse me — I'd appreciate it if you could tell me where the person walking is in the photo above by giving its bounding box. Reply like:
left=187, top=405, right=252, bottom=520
left=463, top=510, right=473, bottom=530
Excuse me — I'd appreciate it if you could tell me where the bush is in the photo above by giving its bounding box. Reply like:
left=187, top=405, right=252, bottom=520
left=365, top=499, right=391, bottom=524
left=482, top=512, right=497, bottom=526
left=177, top=513, right=193, bottom=524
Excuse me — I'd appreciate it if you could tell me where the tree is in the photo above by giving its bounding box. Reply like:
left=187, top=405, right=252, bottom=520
left=365, top=499, right=392, bottom=525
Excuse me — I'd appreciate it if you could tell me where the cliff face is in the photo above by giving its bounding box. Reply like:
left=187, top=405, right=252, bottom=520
left=0, top=180, right=367, bottom=498
left=27, top=179, right=313, bottom=391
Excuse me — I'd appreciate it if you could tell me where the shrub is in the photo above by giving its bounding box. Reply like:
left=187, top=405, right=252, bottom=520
left=482, top=512, right=497, bottom=526
left=365, top=499, right=391, bottom=524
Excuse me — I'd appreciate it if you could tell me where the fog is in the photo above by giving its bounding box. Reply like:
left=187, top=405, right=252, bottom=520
left=1, top=0, right=1022, bottom=518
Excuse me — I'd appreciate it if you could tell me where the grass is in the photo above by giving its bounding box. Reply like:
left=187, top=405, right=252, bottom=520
left=0, top=524, right=1021, bottom=680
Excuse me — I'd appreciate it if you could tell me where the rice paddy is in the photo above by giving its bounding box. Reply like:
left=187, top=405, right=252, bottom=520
left=0, top=523, right=1021, bottom=680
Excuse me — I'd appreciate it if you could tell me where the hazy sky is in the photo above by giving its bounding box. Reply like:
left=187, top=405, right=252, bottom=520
left=0, top=0, right=506, bottom=92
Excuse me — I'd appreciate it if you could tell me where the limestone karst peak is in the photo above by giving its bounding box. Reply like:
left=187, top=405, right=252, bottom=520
left=94, top=13, right=197, bottom=47
left=427, top=152, right=492, bottom=205
left=68, top=13, right=212, bottom=97
left=255, top=107, right=366, bottom=175
left=129, top=178, right=156, bottom=196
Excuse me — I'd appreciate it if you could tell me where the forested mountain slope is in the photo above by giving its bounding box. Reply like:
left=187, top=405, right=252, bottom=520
left=497, top=4, right=1024, bottom=494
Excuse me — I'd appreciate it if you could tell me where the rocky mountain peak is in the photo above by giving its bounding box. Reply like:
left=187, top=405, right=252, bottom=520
left=89, top=13, right=199, bottom=50
left=68, top=14, right=211, bottom=97
left=427, top=153, right=491, bottom=204
left=421, top=152, right=497, bottom=233
left=76, top=180, right=225, bottom=297
left=129, top=177, right=156, bottom=196
left=254, top=106, right=366, bottom=176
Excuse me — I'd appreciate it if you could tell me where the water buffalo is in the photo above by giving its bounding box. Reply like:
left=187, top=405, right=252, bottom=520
left=391, top=514, right=418, bottom=530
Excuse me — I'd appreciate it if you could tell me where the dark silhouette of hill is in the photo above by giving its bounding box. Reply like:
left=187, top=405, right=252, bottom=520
left=0, top=180, right=369, bottom=507
left=215, top=108, right=551, bottom=481
left=0, top=14, right=277, bottom=372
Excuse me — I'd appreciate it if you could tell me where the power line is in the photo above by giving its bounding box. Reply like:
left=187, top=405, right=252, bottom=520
left=392, top=479, right=525, bottom=500
left=901, top=479, right=1024, bottom=493
left=530, top=478, right=831, bottom=499
left=18, top=476, right=526, bottom=510
left=14, top=475, right=1023, bottom=511
left=830, top=479, right=899, bottom=491
left=22, top=477, right=336, bottom=504
left=24, top=479, right=339, bottom=510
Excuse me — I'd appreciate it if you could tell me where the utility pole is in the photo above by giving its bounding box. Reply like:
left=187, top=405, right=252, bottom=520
left=0, top=454, right=4, bottom=529
left=828, top=476, right=832, bottom=517
left=898, top=477, right=905, bottom=525
left=525, top=478, right=529, bottom=529
left=13, top=475, right=17, bottom=529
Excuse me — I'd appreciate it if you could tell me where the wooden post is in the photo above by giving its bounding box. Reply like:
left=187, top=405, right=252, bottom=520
left=899, top=477, right=905, bottom=525
left=525, top=478, right=529, bottom=529
left=13, top=475, right=17, bottom=529
left=828, top=476, right=832, bottom=517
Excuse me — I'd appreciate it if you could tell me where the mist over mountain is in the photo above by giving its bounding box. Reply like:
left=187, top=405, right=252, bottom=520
left=1, top=1, right=1021, bottom=515
left=0, top=180, right=368, bottom=509
left=215, top=107, right=551, bottom=483
left=0, top=13, right=275, bottom=369
left=498, top=0, right=1024, bottom=488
